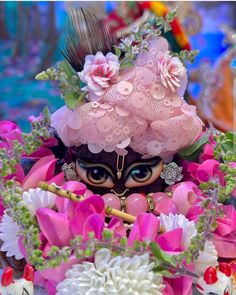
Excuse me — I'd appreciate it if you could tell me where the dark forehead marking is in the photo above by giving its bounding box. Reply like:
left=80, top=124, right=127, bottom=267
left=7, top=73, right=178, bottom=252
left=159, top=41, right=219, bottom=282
left=76, top=145, right=160, bottom=169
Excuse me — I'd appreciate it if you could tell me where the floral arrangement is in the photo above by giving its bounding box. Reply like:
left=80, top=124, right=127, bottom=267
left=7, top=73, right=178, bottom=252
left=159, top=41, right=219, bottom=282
left=0, top=112, right=235, bottom=294
left=0, top=8, right=236, bottom=295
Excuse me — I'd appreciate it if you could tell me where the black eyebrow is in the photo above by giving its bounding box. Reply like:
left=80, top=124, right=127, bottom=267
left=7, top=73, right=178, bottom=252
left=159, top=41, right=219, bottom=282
left=77, top=158, right=116, bottom=180
left=124, top=158, right=161, bottom=179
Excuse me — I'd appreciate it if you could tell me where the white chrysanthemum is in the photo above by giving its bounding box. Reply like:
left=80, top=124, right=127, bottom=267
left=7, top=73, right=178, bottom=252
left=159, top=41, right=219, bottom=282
left=0, top=210, right=23, bottom=260
left=22, top=188, right=56, bottom=215
left=160, top=213, right=197, bottom=247
left=56, top=248, right=165, bottom=295
left=194, top=240, right=218, bottom=275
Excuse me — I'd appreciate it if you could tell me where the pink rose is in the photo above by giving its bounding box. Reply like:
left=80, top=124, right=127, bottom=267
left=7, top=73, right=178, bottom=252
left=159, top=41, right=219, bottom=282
left=156, top=51, right=186, bottom=93
left=78, top=52, right=120, bottom=97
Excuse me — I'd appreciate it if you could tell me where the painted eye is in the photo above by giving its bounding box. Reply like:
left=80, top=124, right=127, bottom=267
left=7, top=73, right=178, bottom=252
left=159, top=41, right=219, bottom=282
left=125, top=161, right=163, bottom=188
left=76, top=162, right=114, bottom=188
left=87, top=167, right=109, bottom=184
left=130, top=166, right=152, bottom=183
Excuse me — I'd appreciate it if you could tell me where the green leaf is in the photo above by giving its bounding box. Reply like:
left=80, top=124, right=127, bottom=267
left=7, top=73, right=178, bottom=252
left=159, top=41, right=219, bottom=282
left=156, top=16, right=164, bottom=26
left=114, top=46, right=122, bottom=58
left=226, top=131, right=236, bottom=142
left=178, top=132, right=209, bottom=161
left=78, top=91, right=87, bottom=103
left=150, top=242, right=176, bottom=266
left=120, top=60, right=134, bottom=70
left=64, top=92, right=79, bottom=109
left=222, top=140, right=234, bottom=153
left=166, top=7, right=177, bottom=22
left=153, top=266, right=172, bottom=276
left=57, top=60, right=76, bottom=81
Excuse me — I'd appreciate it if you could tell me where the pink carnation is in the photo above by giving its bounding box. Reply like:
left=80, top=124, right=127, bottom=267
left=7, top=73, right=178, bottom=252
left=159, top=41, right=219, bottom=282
left=156, top=51, right=186, bottom=92
left=78, top=52, right=120, bottom=97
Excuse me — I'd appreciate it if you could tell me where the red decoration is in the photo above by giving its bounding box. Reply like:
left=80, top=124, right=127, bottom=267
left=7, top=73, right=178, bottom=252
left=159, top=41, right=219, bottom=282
left=23, top=264, right=35, bottom=282
left=203, top=266, right=218, bottom=284
left=219, top=262, right=232, bottom=277
left=1, top=267, right=14, bottom=287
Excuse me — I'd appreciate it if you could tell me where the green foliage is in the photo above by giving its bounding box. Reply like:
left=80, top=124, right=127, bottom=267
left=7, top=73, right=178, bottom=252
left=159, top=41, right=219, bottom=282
left=35, top=60, right=86, bottom=110
left=178, top=132, right=209, bottom=161
left=150, top=242, right=176, bottom=267
left=116, top=8, right=180, bottom=70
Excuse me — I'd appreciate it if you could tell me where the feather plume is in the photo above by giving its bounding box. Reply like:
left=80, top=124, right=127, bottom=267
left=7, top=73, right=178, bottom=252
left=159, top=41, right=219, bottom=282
left=61, top=8, right=116, bottom=72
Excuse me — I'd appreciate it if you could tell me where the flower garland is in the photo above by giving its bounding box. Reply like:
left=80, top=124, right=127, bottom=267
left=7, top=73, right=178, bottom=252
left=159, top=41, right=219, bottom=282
left=0, top=113, right=235, bottom=273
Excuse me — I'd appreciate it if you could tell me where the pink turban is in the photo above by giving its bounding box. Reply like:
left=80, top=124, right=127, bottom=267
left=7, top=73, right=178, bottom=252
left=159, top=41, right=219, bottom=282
left=51, top=37, right=203, bottom=160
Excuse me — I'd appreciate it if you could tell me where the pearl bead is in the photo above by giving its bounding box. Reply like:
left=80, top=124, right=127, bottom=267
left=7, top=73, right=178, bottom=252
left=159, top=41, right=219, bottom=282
left=102, top=193, right=121, bottom=210
left=126, top=193, right=148, bottom=216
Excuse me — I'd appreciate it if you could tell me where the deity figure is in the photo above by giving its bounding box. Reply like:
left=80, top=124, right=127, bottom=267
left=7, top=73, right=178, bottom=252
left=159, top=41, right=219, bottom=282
left=49, top=8, right=203, bottom=215
left=1, top=8, right=235, bottom=295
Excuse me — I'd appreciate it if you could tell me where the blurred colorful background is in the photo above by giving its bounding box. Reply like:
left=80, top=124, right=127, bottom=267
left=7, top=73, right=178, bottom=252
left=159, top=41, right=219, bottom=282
left=0, top=1, right=235, bottom=131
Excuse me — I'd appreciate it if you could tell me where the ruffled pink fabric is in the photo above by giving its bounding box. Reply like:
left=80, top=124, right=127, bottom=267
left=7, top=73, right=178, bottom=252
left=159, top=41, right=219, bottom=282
left=51, top=37, right=203, bottom=159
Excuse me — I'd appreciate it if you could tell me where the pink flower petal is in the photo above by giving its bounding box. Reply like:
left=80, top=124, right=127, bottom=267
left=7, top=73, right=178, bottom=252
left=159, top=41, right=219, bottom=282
left=83, top=214, right=104, bottom=240
left=23, top=155, right=57, bottom=190
left=128, top=213, right=159, bottom=245
left=157, top=228, right=183, bottom=252
left=70, top=195, right=105, bottom=235
left=108, top=217, right=126, bottom=238
left=36, top=208, right=73, bottom=247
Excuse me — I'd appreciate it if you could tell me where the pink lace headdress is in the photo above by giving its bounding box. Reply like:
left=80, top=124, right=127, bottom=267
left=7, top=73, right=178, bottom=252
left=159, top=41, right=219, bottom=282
left=51, top=9, right=203, bottom=161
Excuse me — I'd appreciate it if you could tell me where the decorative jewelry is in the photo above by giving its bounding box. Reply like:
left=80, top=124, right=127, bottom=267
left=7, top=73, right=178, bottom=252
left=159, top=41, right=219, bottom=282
left=160, top=162, right=183, bottom=185
left=116, top=155, right=125, bottom=180
left=146, top=193, right=155, bottom=212
left=62, top=162, right=81, bottom=181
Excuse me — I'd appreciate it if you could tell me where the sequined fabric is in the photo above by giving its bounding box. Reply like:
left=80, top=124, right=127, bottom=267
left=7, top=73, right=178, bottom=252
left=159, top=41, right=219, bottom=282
left=51, top=37, right=203, bottom=160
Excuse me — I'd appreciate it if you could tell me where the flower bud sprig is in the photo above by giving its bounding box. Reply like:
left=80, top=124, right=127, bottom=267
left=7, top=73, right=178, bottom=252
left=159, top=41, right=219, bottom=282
left=114, top=8, right=178, bottom=69
left=175, top=187, right=222, bottom=266
left=35, top=60, right=87, bottom=109
left=171, top=49, right=199, bottom=65
left=0, top=109, right=53, bottom=269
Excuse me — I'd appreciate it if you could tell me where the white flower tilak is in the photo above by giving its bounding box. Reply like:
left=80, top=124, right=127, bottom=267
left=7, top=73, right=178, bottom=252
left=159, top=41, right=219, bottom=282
left=56, top=248, right=165, bottom=295
left=22, top=188, right=56, bottom=215
left=0, top=210, right=23, bottom=260
left=160, top=213, right=197, bottom=247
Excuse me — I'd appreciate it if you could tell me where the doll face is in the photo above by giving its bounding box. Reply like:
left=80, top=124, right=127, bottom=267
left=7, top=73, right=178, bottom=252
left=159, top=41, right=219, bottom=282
left=75, top=145, right=166, bottom=197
